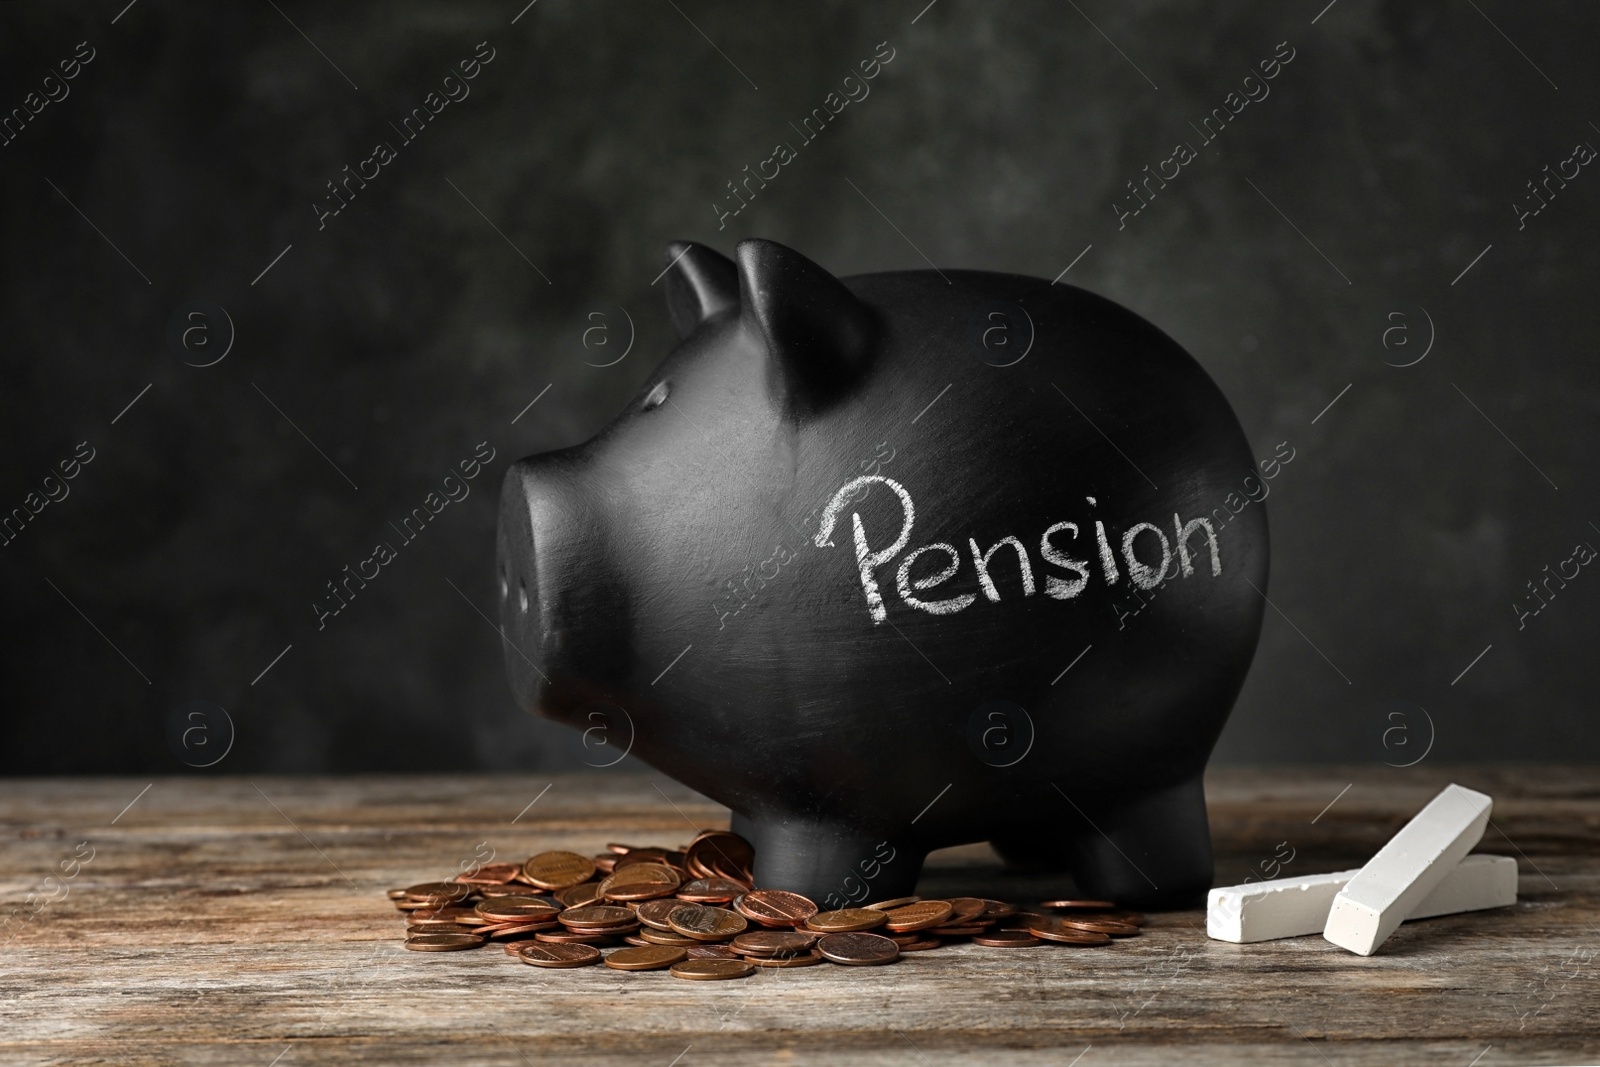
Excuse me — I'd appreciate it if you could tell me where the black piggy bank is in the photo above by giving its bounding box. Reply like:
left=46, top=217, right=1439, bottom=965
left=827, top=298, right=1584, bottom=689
left=497, top=238, right=1267, bottom=910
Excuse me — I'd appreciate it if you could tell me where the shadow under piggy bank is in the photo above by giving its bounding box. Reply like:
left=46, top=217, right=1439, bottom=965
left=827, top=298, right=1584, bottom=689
left=497, top=238, right=1267, bottom=910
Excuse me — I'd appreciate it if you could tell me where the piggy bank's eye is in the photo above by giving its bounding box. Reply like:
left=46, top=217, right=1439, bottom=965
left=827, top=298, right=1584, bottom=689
left=642, top=381, right=669, bottom=411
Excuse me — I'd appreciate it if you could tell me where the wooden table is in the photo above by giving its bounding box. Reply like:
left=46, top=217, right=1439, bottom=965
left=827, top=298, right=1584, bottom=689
left=3, top=768, right=1596, bottom=1065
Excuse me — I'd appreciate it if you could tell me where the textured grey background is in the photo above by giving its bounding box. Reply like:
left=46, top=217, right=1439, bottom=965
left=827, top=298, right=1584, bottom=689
left=1, top=1, right=1595, bottom=774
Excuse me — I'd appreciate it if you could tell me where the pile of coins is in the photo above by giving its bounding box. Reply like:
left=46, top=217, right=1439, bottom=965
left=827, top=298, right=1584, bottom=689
left=389, top=830, right=1144, bottom=980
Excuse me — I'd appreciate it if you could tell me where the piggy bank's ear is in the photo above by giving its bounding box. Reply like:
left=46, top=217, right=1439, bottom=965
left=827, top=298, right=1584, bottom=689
left=736, top=238, right=878, bottom=414
left=662, top=241, right=740, bottom=339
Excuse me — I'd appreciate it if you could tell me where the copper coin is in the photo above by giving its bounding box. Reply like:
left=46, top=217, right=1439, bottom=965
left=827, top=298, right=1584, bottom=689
left=473, top=902, right=563, bottom=927
left=865, top=896, right=920, bottom=911
left=599, top=863, right=683, bottom=901
left=536, top=930, right=609, bottom=944
left=480, top=882, right=542, bottom=898
left=558, top=905, right=637, bottom=929
left=639, top=927, right=697, bottom=946
left=1102, top=910, right=1147, bottom=927
left=731, top=930, right=818, bottom=957
left=605, top=843, right=634, bottom=854
left=883, top=931, right=925, bottom=946
left=686, top=831, right=756, bottom=882
left=555, top=882, right=604, bottom=909
left=407, top=910, right=475, bottom=926
left=736, top=889, right=818, bottom=927
left=676, top=876, right=749, bottom=903
left=817, top=932, right=900, bottom=966
left=977, top=899, right=1016, bottom=921
left=408, top=906, right=477, bottom=922
left=1057, top=917, right=1141, bottom=937
left=403, top=932, right=484, bottom=951
left=1040, top=899, right=1116, bottom=911
left=898, top=938, right=941, bottom=951
left=929, top=925, right=988, bottom=937
left=669, top=959, right=755, bottom=980
left=486, top=921, right=560, bottom=938
left=403, top=882, right=475, bottom=904
left=882, top=900, right=954, bottom=933
left=454, top=862, right=521, bottom=885
left=613, top=846, right=672, bottom=868
left=656, top=865, right=695, bottom=885
left=515, top=942, right=602, bottom=967
left=594, top=854, right=618, bottom=874
left=945, top=897, right=988, bottom=924
left=667, top=904, right=748, bottom=941
left=806, top=908, right=889, bottom=933
left=406, top=918, right=477, bottom=932
left=623, top=935, right=653, bottom=947
left=604, top=945, right=687, bottom=971
left=386, top=888, right=408, bottom=900
left=1001, top=911, right=1049, bottom=929
left=1028, top=920, right=1112, bottom=945
left=749, top=950, right=824, bottom=967
left=686, top=945, right=741, bottom=960
left=474, top=895, right=552, bottom=912
left=404, top=921, right=476, bottom=936
left=973, top=930, right=1042, bottom=948
left=522, top=851, right=598, bottom=891
left=393, top=896, right=441, bottom=911
left=476, top=897, right=561, bottom=923
left=634, top=898, right=687, bottom=931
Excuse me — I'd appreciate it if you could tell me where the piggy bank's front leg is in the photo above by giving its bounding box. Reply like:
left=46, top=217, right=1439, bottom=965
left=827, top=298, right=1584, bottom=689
left=991, top=775, right=1213, bottom=910
left=731, top=811, right=924, bottom=908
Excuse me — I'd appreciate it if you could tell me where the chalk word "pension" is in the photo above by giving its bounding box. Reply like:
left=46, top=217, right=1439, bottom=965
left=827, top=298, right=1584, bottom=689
left=814, top=475, right=1222, bottom=624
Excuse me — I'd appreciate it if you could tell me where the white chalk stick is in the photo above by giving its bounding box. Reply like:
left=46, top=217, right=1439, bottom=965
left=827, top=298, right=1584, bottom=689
left=1323, top=783, right=1493, bottom=955
left=1207, top=854, right=1517, bottom=943
left=1411, top=853, right=1517, bottom=919
left=1209, top=868, right=1360, bottom=944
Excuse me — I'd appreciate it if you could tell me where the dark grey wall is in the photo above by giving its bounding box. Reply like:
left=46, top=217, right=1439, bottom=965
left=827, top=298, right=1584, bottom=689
left=2, top=1, right=1596, bottom=774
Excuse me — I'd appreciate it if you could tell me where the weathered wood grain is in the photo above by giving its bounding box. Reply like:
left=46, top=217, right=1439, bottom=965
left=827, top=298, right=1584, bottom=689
left=1, top=768, right=1596, bottom=1065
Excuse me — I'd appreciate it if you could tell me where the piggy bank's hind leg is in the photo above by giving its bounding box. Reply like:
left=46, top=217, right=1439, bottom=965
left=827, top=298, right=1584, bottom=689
left=731, top=811, right=924, bottom=908
left=991, top=776, right=1213, bottom=910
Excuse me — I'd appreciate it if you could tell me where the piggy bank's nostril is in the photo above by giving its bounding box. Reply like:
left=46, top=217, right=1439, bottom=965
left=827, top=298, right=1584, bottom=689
left=518, top=580, right=529, bottom=614
left=642, top=381, right=669, bottom=411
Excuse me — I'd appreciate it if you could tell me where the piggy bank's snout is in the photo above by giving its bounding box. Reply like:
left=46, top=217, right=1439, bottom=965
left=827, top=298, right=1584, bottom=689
left=496, top=460, right=551, bottom=713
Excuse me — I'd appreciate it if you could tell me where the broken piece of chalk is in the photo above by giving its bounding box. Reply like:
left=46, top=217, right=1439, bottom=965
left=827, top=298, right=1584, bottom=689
left=1207, top=854, right=1516, bottom=943
left=1323, top=783, right=1493, bottom=956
